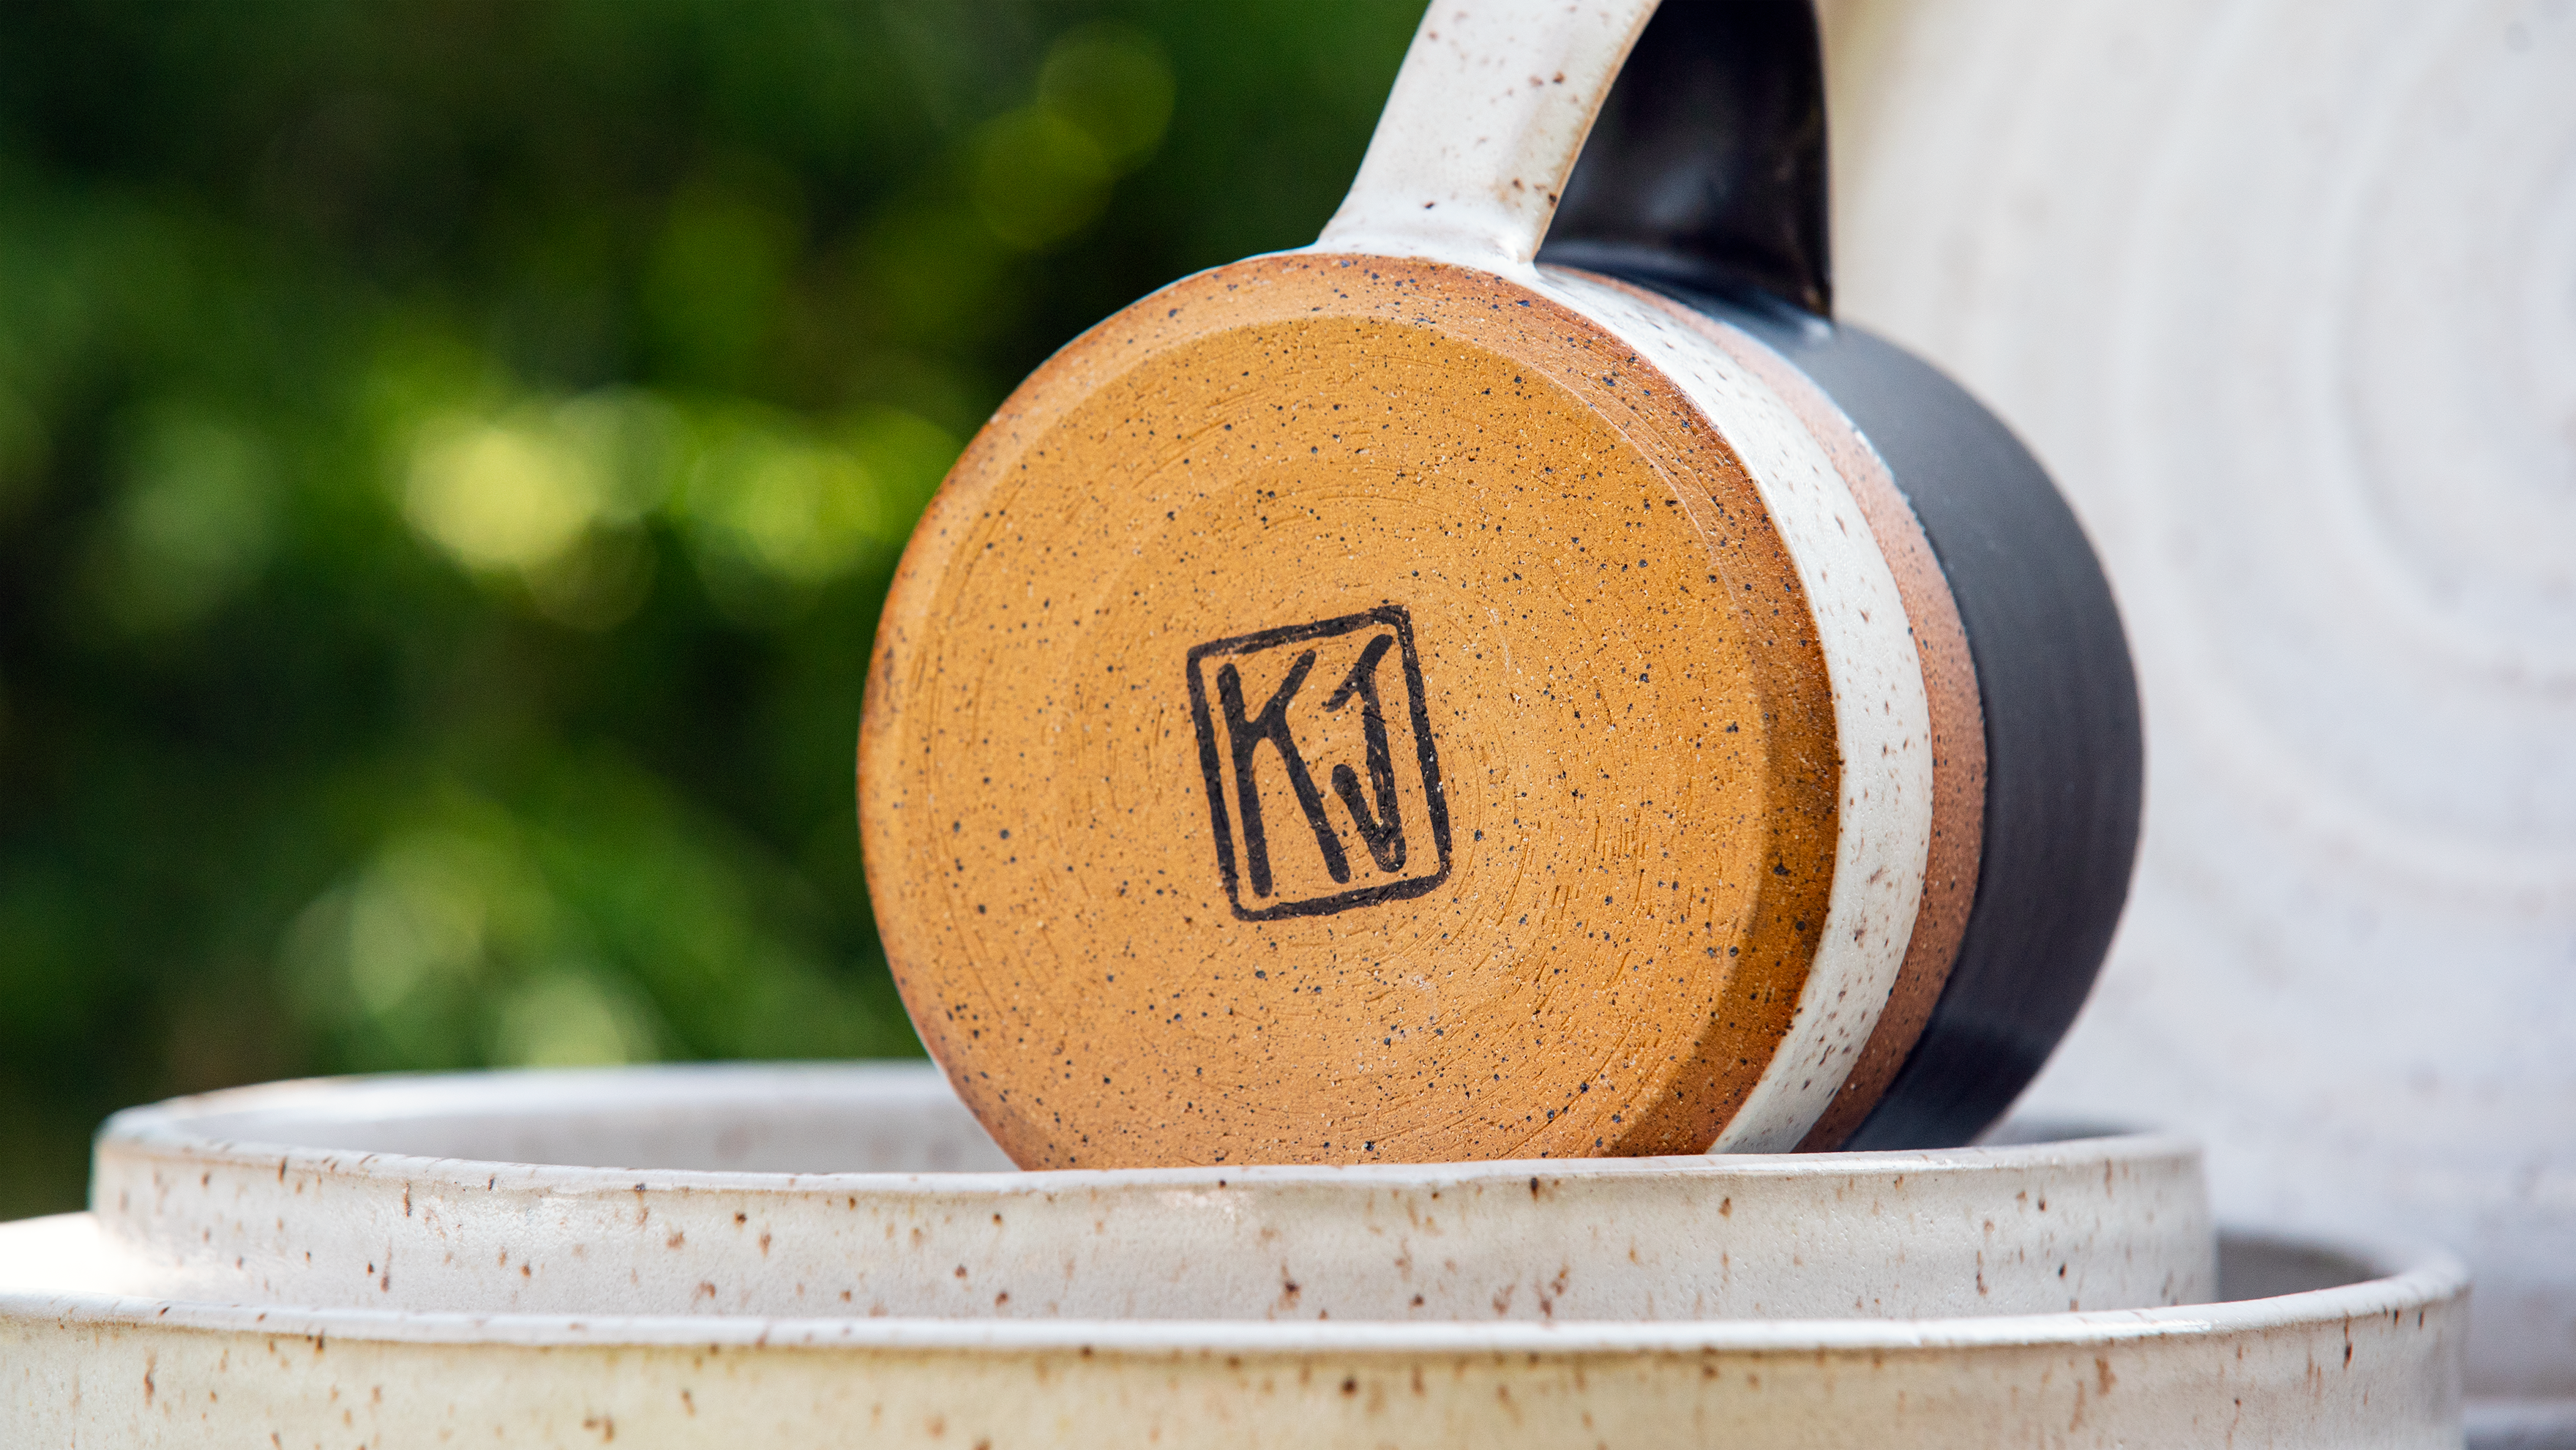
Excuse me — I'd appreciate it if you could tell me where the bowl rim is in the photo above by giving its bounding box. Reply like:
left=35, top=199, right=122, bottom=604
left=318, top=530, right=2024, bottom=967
left=94, top=1061, right=2205, bottom=1198
left=0, top=1211, right=2464, bottom=1354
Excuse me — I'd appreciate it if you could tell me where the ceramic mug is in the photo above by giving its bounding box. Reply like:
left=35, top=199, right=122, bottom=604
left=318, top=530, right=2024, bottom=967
left=858, top=0, right=2140, bottom=1169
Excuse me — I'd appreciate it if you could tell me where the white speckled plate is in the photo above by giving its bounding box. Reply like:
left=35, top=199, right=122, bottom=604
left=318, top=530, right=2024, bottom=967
left=0, top=1212, right=2464, bottom=1448
left=91, top=1064, right=2207, bottom=1320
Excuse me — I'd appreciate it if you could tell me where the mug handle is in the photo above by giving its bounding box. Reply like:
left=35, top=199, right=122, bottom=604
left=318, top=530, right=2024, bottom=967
left=1543, top=0, right=1832, bottom=318
left=1315, top=0, right=1659, bottom=269
left=1316, top=0, right=1832, bottom=322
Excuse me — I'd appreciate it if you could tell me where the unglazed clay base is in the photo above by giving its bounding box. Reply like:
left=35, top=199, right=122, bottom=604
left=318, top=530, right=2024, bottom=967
left=849, top=0, right=2140, bottom=1169
left=864, top=253, right=1949, bottom=1168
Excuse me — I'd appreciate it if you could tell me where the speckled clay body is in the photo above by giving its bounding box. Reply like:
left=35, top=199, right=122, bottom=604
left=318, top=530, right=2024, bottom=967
left=858, top=0, right=2138, bottom=1169
left=864, top=255, right=1937, bottom=1168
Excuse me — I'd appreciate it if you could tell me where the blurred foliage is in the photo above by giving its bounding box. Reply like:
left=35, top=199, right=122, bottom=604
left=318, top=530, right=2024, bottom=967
left=0, top=0, right=1418, bottom=1217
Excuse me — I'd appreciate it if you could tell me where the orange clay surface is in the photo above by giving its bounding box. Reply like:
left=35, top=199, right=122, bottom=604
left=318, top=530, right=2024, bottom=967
left=861, top=255, right=1845, bottom=1168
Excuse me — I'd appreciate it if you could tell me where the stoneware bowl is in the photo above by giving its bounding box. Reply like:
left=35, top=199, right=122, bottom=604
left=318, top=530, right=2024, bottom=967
left=86, top=1064, right=2208, bottom=1321
left=858, top=0, right=2139, bottom=1170
left=1, top=1066, right=2464, bottom=1446
left=0, top=1223, right=2466, bottom=1449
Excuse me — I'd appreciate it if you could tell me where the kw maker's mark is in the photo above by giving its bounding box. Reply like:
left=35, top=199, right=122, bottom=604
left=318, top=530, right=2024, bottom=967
left=1185, top=605, right=1452, bottom=922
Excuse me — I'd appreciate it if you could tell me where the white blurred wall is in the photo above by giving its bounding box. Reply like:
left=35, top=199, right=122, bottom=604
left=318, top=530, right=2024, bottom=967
left=1820, top=0, right=2576, bottom=1397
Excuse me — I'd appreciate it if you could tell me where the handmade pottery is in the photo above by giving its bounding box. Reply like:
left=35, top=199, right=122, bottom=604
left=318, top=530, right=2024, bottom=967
left=0, top=1066, right=2461, bottom=1448
left=0, top=1220, right=2465, bottom=1449
left=86, top=1064, right=2210, bottom=1320
left=858, top=0, right=2139, bottom=1169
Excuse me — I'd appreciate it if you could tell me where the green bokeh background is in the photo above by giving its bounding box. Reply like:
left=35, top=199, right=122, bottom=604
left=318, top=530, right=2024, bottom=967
left=0, top=0, right=1418, bottom=1218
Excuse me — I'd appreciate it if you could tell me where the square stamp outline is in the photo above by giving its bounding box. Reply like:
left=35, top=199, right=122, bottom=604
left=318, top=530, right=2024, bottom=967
left=1183, top=605, right=1453, bottom=922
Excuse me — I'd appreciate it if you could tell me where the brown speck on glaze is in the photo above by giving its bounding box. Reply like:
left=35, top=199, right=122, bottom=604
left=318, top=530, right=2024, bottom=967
left=19, top=1164, right=2438, bottom=1441
left=79, top=1066, right=2212, bottom=1329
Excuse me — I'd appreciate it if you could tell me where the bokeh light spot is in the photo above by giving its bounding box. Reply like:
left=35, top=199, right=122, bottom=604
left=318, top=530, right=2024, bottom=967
left=89, top=406, right=277, bottom=632
left=972, top=107, right=1113, bottom=251
left=405, top=417, right=604, bottom=573
left=1039, top=23, right=1175, bottom=168
left=343, top=835, right=497, bottom=1015
left=491, top=971, right=662, bottom=1067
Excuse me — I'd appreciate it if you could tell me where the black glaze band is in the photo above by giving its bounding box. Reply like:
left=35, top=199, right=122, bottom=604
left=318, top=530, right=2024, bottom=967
left=1712, top=294, right=2144, bottom=1151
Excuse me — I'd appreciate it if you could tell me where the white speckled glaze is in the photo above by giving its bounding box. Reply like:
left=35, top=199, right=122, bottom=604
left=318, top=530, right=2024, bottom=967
left=90, top=1064, right=2208, bottom=1321
left=0, top=1067, right=2468, bottom=1443
left=0, top=1208, right=2465, bottom=1447
left=1318, top=0, right=1651, bottom=268
left=1313, top=0, right=1936, bottom=1150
